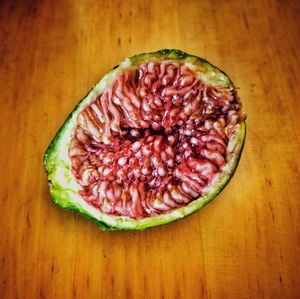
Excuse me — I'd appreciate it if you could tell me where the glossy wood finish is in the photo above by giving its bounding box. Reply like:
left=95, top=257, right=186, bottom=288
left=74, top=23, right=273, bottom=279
left=1, top=0, right=299, bottom=298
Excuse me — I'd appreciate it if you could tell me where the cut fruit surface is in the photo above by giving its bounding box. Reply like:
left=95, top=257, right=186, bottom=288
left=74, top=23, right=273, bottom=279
left=44, top=49, right=246, bottom=230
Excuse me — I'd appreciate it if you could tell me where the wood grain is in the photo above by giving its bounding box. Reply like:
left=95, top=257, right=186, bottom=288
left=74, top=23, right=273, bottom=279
left=1, top=0, right=299, bottom=298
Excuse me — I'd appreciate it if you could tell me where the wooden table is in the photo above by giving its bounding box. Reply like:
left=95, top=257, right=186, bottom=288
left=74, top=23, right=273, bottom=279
left=1, top=0, right=299, bottom=298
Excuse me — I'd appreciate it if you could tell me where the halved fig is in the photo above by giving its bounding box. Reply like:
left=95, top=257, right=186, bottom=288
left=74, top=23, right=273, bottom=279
left=44, top=49, right=246, bottom=230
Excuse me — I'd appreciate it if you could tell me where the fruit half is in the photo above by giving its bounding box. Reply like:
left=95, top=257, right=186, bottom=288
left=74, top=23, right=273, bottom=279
left=44, top=49, right=246, bottom=230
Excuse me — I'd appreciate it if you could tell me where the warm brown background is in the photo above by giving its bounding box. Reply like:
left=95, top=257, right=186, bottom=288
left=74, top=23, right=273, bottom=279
left=1, top=0, right=299, bottom=298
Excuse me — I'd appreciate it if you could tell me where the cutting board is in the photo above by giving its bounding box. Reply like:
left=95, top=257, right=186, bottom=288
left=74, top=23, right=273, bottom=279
left=1, top=0, right=299, bottom=298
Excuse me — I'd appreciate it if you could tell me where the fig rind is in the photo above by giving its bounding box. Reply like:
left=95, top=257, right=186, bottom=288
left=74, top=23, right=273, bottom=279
left=44, top=49, right=246, bottom=230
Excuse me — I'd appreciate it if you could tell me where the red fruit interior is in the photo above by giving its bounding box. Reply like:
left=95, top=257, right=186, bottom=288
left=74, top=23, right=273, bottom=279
left=69, top=61, right=243, bottom=218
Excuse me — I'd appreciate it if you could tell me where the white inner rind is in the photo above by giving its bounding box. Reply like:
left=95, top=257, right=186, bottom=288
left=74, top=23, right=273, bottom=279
left=45, top=56, right=245, bottom=230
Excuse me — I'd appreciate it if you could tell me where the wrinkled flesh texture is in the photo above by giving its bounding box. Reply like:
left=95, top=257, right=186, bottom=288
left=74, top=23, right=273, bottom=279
left=69, top=61, right=243, bottom=218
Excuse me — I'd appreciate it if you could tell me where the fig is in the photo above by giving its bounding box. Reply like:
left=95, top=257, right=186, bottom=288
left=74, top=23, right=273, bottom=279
left=44, top=49, right=246, bottom=230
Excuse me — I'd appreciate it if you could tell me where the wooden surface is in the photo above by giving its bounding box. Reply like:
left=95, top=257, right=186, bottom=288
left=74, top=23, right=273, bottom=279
left=1, top=0, right=299, bottom=298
